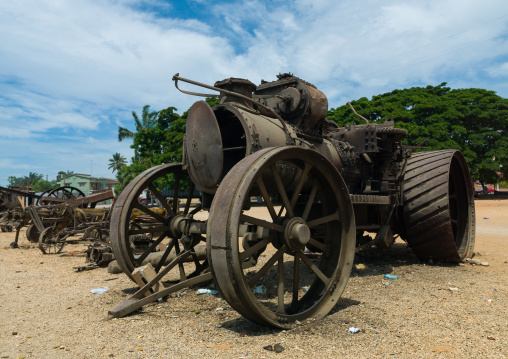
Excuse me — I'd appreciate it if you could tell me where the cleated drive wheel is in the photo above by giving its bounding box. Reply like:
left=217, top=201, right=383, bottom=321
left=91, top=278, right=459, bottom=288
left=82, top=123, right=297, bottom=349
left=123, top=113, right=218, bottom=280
left=401, top=150, right=475, bottom=262
left=110, top=163, right=208, bottom=282
left=208, top=147, right=356, bottom=328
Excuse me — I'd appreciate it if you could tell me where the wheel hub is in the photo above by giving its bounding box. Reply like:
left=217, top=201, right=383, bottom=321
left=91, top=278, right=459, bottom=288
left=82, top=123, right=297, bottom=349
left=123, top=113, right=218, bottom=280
left=283, top=217, right=310, bottom=251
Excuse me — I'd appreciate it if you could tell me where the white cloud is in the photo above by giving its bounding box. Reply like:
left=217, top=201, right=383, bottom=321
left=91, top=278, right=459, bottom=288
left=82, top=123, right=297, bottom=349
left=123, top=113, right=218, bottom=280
left=0, top=0, right=507, bottom=185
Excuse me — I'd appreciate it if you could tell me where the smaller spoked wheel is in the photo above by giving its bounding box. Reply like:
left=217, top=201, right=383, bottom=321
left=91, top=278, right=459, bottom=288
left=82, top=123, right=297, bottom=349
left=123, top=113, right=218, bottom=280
left=208, top=147, right=356, bottom=328
left=37, top=186, right=86, bottom=206
left=26, top=224, right=40, bottom=243
left=38, top=227, right=66, bottom=254
left=110, top=163, right=208, bottom=283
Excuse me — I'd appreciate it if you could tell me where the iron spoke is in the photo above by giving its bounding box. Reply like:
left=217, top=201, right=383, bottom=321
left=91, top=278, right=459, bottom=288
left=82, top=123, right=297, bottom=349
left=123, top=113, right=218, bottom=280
left=300, top=252, right=331, bottom=286
left=257, top=177, right=278, bottom=221
left=239, top=237, right=272, bottom=262
left=308, top=237, right=325, bottom=251
left=271, top=165, right=294, bottom=218
left=154, top=238, right=177, bottom=272
left=172, top=173, right=181, bottom=214
left=240, top=214, right=285, bottom=232
left=133, top=202, right=166, bottom=223
left=136, top=232, right=168, bottom=264
left=248, top=245, right=287, bottom=288
left=147, top=183, right=174, bottom=216
left=302, top=180, right=318, bottom=221
left=307, top=211, right=340, bottom=228
left=290, top=162, right=312, bottom=209
left=173, top=240, right=187, bottom=280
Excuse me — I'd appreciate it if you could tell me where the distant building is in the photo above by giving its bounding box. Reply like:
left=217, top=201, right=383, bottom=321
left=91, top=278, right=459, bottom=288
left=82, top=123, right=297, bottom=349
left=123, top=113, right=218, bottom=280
left=59, top=174, right=118, bottom=197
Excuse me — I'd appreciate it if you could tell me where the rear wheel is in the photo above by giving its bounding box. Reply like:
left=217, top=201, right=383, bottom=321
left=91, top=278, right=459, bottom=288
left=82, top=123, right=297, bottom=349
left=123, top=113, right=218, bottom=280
left=401, top=150, right=475, bottom=262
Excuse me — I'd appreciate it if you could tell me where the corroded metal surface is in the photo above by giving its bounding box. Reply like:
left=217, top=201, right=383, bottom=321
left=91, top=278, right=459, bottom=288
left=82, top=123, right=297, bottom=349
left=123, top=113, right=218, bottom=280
left=109, top=73, right=475, bottom=327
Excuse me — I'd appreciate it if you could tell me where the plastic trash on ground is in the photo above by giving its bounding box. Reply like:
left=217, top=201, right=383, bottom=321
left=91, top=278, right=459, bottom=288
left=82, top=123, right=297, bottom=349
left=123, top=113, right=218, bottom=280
left=91, top=287, right=109, bottom=294
left=348, top=327, right=361, bottom=333
left=253, top=285, right=267, bottom=294
left=384, top=274, right=398, bottom=280
left=197, top=288, right=218, bottom=295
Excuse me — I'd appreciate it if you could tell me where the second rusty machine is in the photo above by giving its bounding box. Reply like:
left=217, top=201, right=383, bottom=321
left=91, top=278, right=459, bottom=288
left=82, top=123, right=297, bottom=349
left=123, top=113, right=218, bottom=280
left=109, top=73, right=475, bottom=328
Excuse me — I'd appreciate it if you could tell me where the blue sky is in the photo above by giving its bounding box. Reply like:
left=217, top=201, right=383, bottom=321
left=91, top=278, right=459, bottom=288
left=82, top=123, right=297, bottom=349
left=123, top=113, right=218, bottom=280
left=1, top=0, right=507, bottom=186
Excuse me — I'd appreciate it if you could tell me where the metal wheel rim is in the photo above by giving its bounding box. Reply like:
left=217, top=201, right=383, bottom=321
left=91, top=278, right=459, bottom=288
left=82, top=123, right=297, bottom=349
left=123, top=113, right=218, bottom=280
left=110, top=163, right=207, bottom=282
left=208, top=147, right=355, bottom=328
left=37, top=186, right=86, bottom=206
left=38, top=227, right=65, bottom=254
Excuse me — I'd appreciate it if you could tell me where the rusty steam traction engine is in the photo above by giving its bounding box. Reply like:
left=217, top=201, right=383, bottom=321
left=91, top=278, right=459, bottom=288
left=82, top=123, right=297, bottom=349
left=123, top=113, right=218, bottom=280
left=109, top=73, right=475, bottom=328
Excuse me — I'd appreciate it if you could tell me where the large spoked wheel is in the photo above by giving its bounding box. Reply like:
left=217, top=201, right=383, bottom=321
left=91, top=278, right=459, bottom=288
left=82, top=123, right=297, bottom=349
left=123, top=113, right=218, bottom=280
left=401, top=150, right=475, bottom=262
left=37, top=186, right=86, bottom=206
left=110, top=163, right=207, bottom=282
left=38, top=227, right=66, bottom=254
left=208, top=147, right=355, bottom=328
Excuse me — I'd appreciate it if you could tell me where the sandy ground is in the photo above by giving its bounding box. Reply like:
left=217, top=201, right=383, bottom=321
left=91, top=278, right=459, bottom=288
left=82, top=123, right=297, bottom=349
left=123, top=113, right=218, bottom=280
left=0, top=199, right=507, bottom=358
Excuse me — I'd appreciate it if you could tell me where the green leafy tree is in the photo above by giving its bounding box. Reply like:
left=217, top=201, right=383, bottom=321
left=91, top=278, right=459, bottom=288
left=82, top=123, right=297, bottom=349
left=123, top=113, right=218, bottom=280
left=108, top=153, right=127, bottom=173
left=114, top=105, right=189, bottom=194
left=328, top=83, right=508, bottom=187
left=8, top=172, right=43, bottom=188
left=33, top=180, right=56, bottom=192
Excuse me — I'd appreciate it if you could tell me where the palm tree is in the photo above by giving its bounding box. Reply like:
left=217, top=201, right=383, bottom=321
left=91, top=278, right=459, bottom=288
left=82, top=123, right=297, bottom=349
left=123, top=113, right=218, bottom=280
left=108, top=153, right=127, bottom=173
left=118, top=105, right=159, bottom=142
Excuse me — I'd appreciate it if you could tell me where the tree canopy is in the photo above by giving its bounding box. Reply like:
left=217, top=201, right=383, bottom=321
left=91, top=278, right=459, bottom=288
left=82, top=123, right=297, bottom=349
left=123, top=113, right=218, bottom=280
left=328, top=83, right=508, bottom=186
left=8, top=172, right=56, bottom=192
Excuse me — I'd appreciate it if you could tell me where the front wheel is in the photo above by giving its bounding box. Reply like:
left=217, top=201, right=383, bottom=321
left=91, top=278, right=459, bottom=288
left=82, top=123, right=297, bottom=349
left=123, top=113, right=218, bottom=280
left=208, top=147, right=355, bottom=328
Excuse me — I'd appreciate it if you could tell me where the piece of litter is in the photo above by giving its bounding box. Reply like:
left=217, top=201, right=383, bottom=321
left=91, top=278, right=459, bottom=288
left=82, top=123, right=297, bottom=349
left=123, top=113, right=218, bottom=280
left=253, top=285, right=267, bottom=294
left=355, top=263, right=368, bottom=270
left=197, top=288, right=218, bottom=295
left=263, top=344, right=285, bottom=353
left=483, top=217, right=489, bottom=219
left=302, top=286, right=309, bottom=292
left=384, top=274, right=398, bottom=280
left=348, top=327, right=361, bottom=333
left=449, top=287, right=459, bottom=291
left=91, top=287, right=109, bottom=294
left=215, top=307, right=225, bottom=312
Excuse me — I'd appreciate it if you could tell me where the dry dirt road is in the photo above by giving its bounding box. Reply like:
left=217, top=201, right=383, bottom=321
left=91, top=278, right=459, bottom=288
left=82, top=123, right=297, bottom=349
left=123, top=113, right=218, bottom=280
left=0, top=199, right=507, bottom=358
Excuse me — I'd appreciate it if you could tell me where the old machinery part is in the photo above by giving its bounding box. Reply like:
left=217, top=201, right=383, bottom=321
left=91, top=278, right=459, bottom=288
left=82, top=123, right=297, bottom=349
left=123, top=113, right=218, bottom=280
left=184, top=101, right=224, bottom=193
left=26, top=224, right=40, bottom=243
left=208, top=146, right=355, bottom=329
left=0, top=191, right=8, bottom=207
left=38, top=226, right=66, bottom=254
left=255, top=73, right=328, bottom=133
left=401, top=150, right=475, bottom=262
left=110, top=163, right=208, bottom=282
left=37, top=186, right=86, bottom=206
